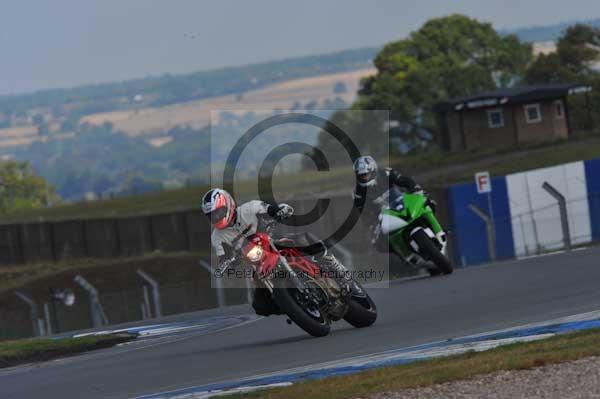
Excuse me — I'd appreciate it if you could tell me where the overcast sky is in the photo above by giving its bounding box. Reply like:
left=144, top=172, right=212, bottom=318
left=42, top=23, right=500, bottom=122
left=1, top=0, right=600, bottom=95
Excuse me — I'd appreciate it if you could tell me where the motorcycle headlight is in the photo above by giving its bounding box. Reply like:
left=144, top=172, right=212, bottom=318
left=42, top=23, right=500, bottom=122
left=245, top=245, right=264, bottom=262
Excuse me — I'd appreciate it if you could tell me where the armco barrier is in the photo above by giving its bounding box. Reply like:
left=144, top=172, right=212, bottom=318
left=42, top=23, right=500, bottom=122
left=53, top=220, right=88, bottom=259
left=84, top=219, right=119, bottom=258
left=21, top=223, right=55, bottom=262
left=0, top=210, right=211, bottom=265
left=0, top=225, right=24, bottom=264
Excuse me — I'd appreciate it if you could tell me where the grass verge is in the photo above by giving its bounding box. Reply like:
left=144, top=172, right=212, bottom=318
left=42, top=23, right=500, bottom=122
left=0, top=334, right=135, bottom=368
left=233, top=328, right=600, bottom=399
left=0, top=251, right=205, bottom=294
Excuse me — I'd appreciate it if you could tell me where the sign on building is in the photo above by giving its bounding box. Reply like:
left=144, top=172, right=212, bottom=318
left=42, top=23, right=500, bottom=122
left=475, top=171, right=492, bottom=194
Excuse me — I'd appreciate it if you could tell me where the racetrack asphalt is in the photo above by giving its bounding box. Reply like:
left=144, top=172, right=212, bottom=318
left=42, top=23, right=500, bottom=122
left=2, top=247, right=600, bottom=399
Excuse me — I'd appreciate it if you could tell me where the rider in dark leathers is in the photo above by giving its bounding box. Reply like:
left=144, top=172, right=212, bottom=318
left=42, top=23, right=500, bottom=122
left=352, top=155, right=436, bottom=252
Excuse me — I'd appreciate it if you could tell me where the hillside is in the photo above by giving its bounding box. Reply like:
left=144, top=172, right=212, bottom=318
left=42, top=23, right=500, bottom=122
left=4, top=16, right=600, bottom=147
left=3, top=136, right=600, bottom=223
left=0, top=68, right=374, bottom=149
left=80, top=68, right=374, bottom=136
left=0, top=47, right=376, bottom=138
left=0, top=68, right=375, bottom=200
left=503, top=18, right=600, bottom=42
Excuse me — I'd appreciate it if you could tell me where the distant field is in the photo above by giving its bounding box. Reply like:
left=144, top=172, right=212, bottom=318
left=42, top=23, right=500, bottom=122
left=532, top=41, right=557, bottom=55
left=0, top=126, right=44, bottom=149
left=0, top=129, right=74, bottom=149
left=81, top=68, right=375, bottom=136
left=0, top=68, right=374, bottom=150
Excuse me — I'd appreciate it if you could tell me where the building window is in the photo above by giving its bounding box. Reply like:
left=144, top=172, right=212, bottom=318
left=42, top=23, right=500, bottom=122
left=524, top=103, right=542, bottom=124
left=486, top=108, right=504, bottom=128
left=554, top=100, right=564, bottom=119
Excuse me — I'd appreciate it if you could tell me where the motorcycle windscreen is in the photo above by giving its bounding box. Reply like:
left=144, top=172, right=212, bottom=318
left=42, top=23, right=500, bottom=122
left=380, top=213, right=408, bottom=235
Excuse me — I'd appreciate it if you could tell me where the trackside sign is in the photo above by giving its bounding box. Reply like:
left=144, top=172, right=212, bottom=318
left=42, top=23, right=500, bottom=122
left=475, top=171, right=492, bottom=194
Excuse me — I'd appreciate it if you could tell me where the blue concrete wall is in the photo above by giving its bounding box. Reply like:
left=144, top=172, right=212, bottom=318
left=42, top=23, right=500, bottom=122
left=447, top=176, right=515, bottom=266
left=584, top=158, right=600, bottom=241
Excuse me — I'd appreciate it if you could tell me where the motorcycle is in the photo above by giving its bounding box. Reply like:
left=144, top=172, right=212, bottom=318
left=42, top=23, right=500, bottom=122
left=374, top=188, right=453, bottom=275
left=219, top=230, right=377, bottom=337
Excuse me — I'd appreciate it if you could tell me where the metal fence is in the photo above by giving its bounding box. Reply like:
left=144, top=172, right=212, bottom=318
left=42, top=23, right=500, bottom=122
left=2, top=270, right=249, bottom=339
left=449, top=187, right=600, bottom=266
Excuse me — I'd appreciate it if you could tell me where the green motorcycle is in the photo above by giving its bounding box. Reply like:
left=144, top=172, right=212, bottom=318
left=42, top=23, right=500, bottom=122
left=374, top=188, right=453, bottom=275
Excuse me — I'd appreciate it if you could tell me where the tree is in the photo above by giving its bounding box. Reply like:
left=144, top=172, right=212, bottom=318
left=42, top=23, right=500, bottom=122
left=525, top=24, right=600, bottom=84
left=0, top=161, right=59, bottom=213
left=0, top=112, right=10, bottom=129
left=125, top=176, right=162, bottom=195
left=92, top=175, right=114, bottom=197
left=32, top=113, right=44, bottom=126
left=304, top=100, right=318, bottom=110
left=525, top=24, right=600, bottom=132
left=60, top=113, right=80, bottom=132
left=101, top=121, right=114, bottom=132
left=355, top=14, right=532, bottom=143
left=37, top=122, right=50, bottom=136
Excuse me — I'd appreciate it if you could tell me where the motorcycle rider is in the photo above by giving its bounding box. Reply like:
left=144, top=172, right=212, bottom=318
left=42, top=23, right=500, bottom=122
left=202, top=188, right=351, bottom=316
left=352, top=155, right=436, bottom=251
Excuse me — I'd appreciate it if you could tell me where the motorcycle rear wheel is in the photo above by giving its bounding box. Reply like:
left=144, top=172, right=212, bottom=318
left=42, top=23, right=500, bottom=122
left=343, top=282, right=377, bottom=328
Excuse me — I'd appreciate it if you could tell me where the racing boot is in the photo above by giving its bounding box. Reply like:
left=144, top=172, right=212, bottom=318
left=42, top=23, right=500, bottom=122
left=316, top=253, right=353, bottom=296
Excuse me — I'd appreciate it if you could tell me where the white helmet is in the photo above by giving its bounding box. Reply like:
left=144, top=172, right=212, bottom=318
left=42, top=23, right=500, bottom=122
left=202, top=188, right=236, bottom=229
left=354, top=155, right=378, bottom=187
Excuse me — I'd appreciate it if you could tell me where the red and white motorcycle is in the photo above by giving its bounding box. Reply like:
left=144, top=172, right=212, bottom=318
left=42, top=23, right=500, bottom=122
left=220, top=231, right=377, bottom=337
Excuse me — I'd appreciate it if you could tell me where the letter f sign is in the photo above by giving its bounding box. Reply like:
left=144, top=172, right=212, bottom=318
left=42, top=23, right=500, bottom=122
left=475, top=171, right=492, bottom=194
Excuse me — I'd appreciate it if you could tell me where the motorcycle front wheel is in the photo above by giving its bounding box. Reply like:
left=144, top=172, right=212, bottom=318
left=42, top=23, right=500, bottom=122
left=412, top=229, right=454, bottom=275
left=273, top=285, right=331, bottom=337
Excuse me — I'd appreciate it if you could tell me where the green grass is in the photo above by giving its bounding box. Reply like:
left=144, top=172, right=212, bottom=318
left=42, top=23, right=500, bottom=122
left=0, top=167, right=354, bottom=223
left=233, top=328, right=600, bottom=399
left=393, top=136, right=600, bottom=185
left=0, top=251, right=204, bottom=294
left=436, top=138, right=600, bottom=184
left=0, top=185, right=210, bottom=223
left=0, top=334, right=135, bottom=368
left=2, top=136, right=600, bottom=223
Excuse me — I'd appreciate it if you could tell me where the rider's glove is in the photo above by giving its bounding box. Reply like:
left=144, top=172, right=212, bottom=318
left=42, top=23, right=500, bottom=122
left=412, top=184, right=424, bottom=195
left=276, top=203, right=294, bottom=220
left=426, top=197, right=437, bottom=213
